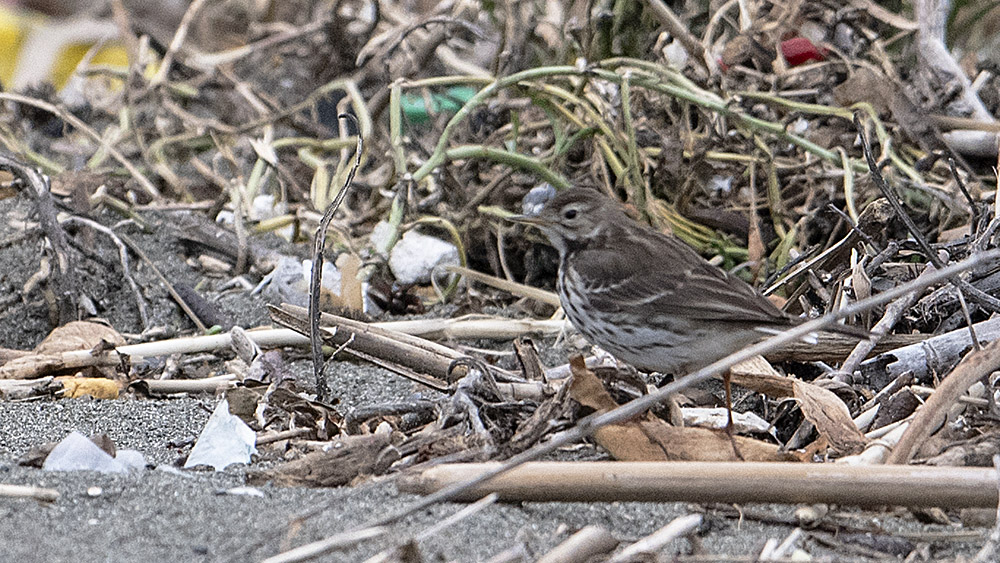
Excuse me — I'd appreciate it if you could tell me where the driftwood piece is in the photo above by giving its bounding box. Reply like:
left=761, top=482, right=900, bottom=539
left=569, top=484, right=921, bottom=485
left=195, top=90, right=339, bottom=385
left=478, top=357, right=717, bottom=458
left=859, top=317, right=1000, bottom=388
left=130, top=374, right=238, bottom=395
left=536, top=526, right=619, bottom=563
left=841, top=266, right=934, bottom=375
left=270, top=304, right=530, bottom=391
left=886, top=338, right=1000, bottom=464
left=250, top=433, right=398, bottom=487
left=397, top=461, right=1000, bottom=508
left=0, top=484, right=59, bottom=502
left=608, top=514, right=702, bottom=563
left=0, top=376, right=54, bottom=399
left=729, top=332, right=925, bottom=364
left=271, top=304, right=459, bottom=390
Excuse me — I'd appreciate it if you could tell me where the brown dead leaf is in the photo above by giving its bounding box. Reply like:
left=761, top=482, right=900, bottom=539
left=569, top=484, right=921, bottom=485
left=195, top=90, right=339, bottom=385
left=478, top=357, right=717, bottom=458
left=833, top=67, right=945, bottom=153
left=747, top=213, right=765, bottom=280
left=640, top=423, right=797, bottom=462
left=568, top=356, right=794, bottom=462
left=569, top=356, right=668, bottom=461
left=35, top=321, right=125, bottom=354
left=794, top=380, right=867, bottom=454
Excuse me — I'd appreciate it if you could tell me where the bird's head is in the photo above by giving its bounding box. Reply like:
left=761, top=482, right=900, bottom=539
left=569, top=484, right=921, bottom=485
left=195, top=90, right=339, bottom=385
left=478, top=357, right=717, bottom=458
left=508, top=188, right=622, bottom=254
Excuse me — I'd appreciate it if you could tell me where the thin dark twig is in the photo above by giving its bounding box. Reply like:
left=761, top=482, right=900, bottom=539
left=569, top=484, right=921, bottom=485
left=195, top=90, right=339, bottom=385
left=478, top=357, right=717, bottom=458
left=853, top=114, right=1000, bottom=315
left=309, top=114, right=363, bottom=401
left=0, top=152, right=77, bottom=324
left=948, top=158, right=979, bottom=237
left=825, top=203, right=877, bottom=248
left=116, top=231, right=206, bottom=332
left=956, top=289, right=981, bottom=351
left=865, top=241, right=899, bottom=277
left=62, top=216, right=149, bottom=330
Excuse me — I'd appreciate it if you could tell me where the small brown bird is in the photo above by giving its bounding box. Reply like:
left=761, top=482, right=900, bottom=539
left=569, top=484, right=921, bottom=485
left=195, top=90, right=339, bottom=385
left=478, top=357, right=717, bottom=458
left=510, top=188, right=863, bottom=439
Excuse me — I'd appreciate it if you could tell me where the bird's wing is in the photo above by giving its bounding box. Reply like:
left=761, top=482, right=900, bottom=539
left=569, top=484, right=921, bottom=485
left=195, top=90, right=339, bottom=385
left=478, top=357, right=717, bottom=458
left=571, top=232, right=791, bottom=325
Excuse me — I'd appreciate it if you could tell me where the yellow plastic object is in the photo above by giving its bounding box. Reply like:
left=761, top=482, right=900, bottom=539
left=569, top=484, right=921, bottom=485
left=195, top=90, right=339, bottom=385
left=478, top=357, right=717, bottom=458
left=0, top=7, right=39, bottom=87
left=50, top=41, right=129, bottom=91
left=0, top=6, right=128, bottom=91
left=56, top=376, right=121, bottom=400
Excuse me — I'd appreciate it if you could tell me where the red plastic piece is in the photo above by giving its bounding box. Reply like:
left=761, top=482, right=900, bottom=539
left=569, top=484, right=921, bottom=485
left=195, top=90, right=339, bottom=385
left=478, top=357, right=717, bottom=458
left=781, top=37, right=827, bottom=66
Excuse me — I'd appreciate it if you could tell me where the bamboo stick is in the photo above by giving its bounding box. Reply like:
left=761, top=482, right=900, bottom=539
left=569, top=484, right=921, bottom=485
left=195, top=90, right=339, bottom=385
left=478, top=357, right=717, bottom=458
left=398, top=461, right=1000, bottom=508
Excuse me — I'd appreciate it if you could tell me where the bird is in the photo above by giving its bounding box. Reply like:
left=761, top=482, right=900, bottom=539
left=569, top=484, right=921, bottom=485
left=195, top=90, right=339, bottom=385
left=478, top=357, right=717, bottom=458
left=509, top=188, right=864, bottom=441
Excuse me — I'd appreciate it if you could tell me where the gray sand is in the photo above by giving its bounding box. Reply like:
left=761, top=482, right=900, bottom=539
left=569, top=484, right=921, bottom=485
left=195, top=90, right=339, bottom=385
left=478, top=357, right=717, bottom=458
left=0, top=366, right=989, bottom=562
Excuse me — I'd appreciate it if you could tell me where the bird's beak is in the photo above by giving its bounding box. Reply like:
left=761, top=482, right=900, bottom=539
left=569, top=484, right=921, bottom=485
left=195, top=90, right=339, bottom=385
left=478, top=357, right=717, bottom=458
left=505, top=214, right=546, bottom=225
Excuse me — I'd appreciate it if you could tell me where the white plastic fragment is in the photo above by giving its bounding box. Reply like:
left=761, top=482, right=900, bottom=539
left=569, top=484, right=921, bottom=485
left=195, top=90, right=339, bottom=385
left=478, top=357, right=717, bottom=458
left=681, top=407, right=772, bottom=435
left=388, top=230, right=460, bottom=285
left=662, top=38, right=689, bottom=69
left=218, top=486, right=265, bottom=498
left=522, top=183, right=557, bottom=216
left=369, top=220, right=396, bottom=257
left=42, top=431, right=146, bottom=473
left=184, top=398, right=257, bottom=471
left=707, top=175, right=734, bottom=195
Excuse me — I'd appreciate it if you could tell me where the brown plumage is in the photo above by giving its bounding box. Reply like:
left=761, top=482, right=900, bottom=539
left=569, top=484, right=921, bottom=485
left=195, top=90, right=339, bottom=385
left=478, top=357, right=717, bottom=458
left=513, top=189, right=857, bottom=374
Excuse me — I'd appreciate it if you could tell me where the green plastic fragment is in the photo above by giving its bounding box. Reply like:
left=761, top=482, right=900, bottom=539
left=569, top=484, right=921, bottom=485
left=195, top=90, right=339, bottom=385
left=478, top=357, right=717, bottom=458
left=401, top=86, right=477, bottom=124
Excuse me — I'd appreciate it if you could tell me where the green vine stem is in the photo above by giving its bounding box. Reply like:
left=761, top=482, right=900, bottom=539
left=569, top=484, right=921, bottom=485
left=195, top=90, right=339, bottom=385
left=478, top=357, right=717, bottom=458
left=442, top=146, right=570, bottom=190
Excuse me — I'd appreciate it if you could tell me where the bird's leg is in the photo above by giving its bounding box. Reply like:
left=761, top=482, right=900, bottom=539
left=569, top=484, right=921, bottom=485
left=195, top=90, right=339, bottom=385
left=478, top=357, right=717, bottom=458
left=723, top=370, right=744, bottom=461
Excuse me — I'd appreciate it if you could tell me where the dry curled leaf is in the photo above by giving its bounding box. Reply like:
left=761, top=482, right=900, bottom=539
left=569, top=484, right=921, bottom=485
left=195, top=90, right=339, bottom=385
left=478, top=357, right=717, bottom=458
left=568, top=356, right=792, bottom=462
left=794, top=380, right=867, bottom=455
left=35, top=321, right=125, bottom=354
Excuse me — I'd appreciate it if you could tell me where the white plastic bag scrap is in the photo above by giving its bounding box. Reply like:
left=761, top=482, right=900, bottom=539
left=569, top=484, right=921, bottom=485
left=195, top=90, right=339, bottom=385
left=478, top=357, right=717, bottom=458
left=184, top=398, right=257, bottom=471
left=388, top=230, right=460, bottom=285
left=43, top=431, right=146, bottom=474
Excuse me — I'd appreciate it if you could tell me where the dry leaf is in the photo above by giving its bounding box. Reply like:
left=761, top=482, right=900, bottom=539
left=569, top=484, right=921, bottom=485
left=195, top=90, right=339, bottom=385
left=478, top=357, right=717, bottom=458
left=794, top=380, right=867, bottom=454
left=35, top=321, right=125, bottom=354
left=568, top=356, right=668, bottom=461
left=640, top=423, right=797, bottom=462
left=568, top=356, right=794, bottom=462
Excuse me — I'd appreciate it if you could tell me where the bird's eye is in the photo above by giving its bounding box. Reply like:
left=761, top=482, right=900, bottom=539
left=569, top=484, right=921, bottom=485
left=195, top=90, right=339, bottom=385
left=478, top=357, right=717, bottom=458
left=563, top=208, right=578, bottom=220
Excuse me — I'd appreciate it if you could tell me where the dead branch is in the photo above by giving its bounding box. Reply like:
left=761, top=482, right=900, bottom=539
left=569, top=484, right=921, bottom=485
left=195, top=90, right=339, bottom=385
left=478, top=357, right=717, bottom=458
left=0, top=483, right=59, bottom=502
left=860, top=316, right=1000, bottom=385
left=398, top=461, right=1000, bottom=508
left=271, top=304, right=527, bottom=390
left=250, top=433, right=397, bottom=488
left=886, top=338, right=1000, bottom=464
left=609, top=514, right=702, bottom=563
left=308, top=115, right=361, bottom=401
left=536, top=526, right=619, bottom=563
